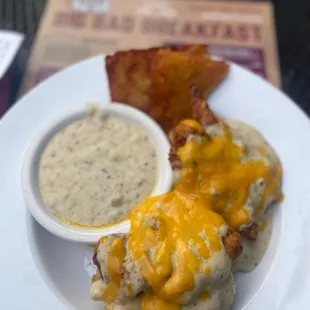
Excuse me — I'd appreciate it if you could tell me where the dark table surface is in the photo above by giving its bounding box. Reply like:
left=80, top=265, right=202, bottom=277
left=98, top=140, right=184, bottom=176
left=1, top=0, right=309, bottom=115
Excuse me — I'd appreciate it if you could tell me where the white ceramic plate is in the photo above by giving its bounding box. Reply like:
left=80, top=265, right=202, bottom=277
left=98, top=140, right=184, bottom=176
left=1, top=55, right=310, bottom=310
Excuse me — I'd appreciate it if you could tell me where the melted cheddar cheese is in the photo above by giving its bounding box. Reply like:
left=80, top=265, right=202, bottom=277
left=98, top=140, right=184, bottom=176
left=181, top=119, right=206, bottom=134
left=128, top=191, right=227, bottom=303
left=174, top=121, right=282, bottom=230
left=99, top=237, right=126, bottom=302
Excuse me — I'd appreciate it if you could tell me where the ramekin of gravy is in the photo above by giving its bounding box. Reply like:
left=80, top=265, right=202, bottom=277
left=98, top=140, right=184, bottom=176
left=21, top=103, right=172, bottom=243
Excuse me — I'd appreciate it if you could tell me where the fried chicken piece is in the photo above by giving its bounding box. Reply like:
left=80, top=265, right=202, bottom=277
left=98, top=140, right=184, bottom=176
left=91, top=234, right=147, bottom=303
left=93, top=242, right=103, bottom=281
left=190, top=84, right=218, bottom=125
left=91, top=223, right=241, bottom=305
left=222, top=229, right=243, bottom=259
left=168, top=85, right=218, bottom=167
left=122, top=252, right=146, bottom=298
left=168, top=119, right=206, bottom=168
left=240, top=221, right=259, bottom=241
left=106, top=45, right=229, bottom=132
left=91, top=270, right=102, bottom=283
left=93, top=237, right=111, bottom=283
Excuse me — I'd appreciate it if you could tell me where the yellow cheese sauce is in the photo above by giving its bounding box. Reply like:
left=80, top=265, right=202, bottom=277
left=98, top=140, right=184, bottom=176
left=174, top=119, right=282, bottom=230
left=39, top=107, right=157, bottom=226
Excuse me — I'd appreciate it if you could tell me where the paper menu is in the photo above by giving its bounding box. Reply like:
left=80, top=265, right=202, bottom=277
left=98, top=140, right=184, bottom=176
left=21, top=0, right=281, bottom=93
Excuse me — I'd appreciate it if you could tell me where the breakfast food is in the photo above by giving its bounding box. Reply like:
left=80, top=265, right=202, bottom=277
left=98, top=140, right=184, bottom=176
left=90, top=191, right=242, bottom=309
left=106, top=45, right=229, bottom=132
left=88, top=46, right=283, bottom=309
left=39, top=106, right=157, bottom=226
left=169, top=86, right=283, bottom=243
left=89, top=89, right=282, bottom=309
left=89, top=92, right=282, bottom=308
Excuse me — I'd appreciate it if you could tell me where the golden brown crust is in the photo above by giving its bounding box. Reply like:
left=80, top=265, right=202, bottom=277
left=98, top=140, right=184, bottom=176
left=105, top=45, right=228, bottom=132
left=92, top=270, right=102, bottom=283
left=105, top=45, right=207, bottom=113
left=106, top=49, right=154, bottom=112
left=222, top=228, right=243, bottom=260
left=167, top=84, right=217, bottom=166
left=168, top=119, right=207, bottom=168
left=190, top=84, right=218, bottom=125
left=92, top=241, right=103, bottom=284
left=93, top=243, right=103, bottom=280
left=149, top=49, right=227, bottom=132
left=240, top=221, right=258, bottom=241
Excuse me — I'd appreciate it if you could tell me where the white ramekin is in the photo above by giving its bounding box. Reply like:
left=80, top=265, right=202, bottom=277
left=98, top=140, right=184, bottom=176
left=21, top=103, right=172, bottom=243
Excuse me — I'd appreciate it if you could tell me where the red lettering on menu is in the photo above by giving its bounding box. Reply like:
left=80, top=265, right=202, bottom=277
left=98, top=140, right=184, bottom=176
left=53, top=12, right=86, bottom=28
left=92, top=14, right=106, bottom=29
left=237, top=25, right=249, bottom=42
left=53, top=12, right=70, bottom=27
left=252, top=25, right=261, bottom=42
left=141, top=18, right=151, bottom=33
left=181, top=21, right=194, bottom=36
left=141, top=18, right=177, bottom=35
left=181, top=22, right=219, bottom=39
left=210, top=23, right=220, bottom=39
left=197, top=23, right=221, bottom=39
left=221, top=24, right=260, bottom=42
left=122, top=16, right=135, bottom=32
left=223, top=24, right=235, bottom=40
left=71, top=13, right=86, bottom=28
left=52, top=11, right=262, bottom=42
left=196, top=23, right=208, bottom=37
left=92, top=14, right=134, bottom=32
left=159, top=19, right=177, bottom=35
left=108, top=16, right=118, bottom=31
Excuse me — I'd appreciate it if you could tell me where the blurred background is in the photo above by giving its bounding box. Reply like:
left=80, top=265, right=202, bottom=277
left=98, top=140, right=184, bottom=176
left=0, top=0, right=309, bottom=115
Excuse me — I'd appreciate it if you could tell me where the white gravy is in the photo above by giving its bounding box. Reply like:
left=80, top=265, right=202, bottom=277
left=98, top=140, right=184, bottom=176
left=233, top=209, right=273, bottom=272
left=206, top=120, right=276, bottom=272
left=39, top=108, right=157, bottom=226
